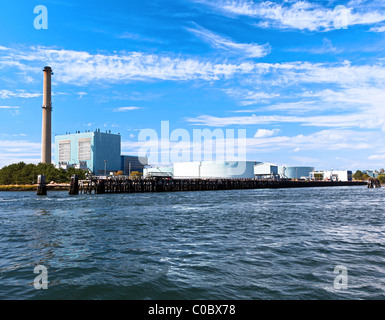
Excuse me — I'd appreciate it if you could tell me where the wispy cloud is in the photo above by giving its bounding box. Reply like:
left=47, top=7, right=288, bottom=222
left=224, top=88, right=279, bottom=105
left=286, top=38, right=342, bottom=55
left=116, top=32, right=166, bottom=44
left=0, top=46, right=256, bottom=84
left=186, top=112, right=376, bottom=129
left=246, top=129, right=378, bottom=152
left=77, top=92, right=87, bottom=99
left=113, top=106, right=142, bottom=112
left=0, top=139, right=41, bottom=167
left=368, top=154, right=385, bottom=160
left=187, top=25, right=270, bottom=58
left=369, top=25, right=385, bottom=32
left=254, top=128, right=280, bottom=138
left=196, top=0, right=385, bottom=32
left=0, top=106, right=20, bottom=109
left=0, top=90, right=41, bottom=99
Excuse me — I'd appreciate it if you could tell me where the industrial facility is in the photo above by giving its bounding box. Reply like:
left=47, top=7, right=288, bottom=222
left=310, top=170, right=353, bottom=182
left=144, top=161, right=320, bottom=180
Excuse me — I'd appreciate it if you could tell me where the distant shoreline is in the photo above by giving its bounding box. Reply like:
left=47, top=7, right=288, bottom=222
left=0, top=184, right=69, bottom=191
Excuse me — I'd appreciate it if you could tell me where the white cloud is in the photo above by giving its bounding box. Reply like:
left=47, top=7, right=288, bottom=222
left=246, top=129, right=378, bottom=152
left=186, top=112, right=381, bottom=130
left=0, top=106, right=20, bottom=109
left=369, top=25, right=385, bottom=32
left=0, top=90, right=41, bottom=99
left=3, top=45, right=385, bottom=90
left=368, top=154, right=385, bottom=160
left=225, top=88, right=279, bottom=105
left=187, top=25, right=270, bottom=58
left=254, top=128, right=280, bottom=138
left=186, top=114, right=326, bottom=127
left=0, top=46, right=257, bottom=84
left=113, top=106, right=142, bottom=112
left=77, top=92, right=87, bottom=99
left=199, top=0, right=385, bottom=31
left=0, top=139, right=41, bottom=168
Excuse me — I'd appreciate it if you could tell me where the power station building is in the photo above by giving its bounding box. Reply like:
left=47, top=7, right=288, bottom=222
left=55, top=130, right=147, bottom=175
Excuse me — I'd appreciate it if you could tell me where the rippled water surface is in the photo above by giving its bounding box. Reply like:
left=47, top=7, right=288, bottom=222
left=1, top=186, right=385, bottom=299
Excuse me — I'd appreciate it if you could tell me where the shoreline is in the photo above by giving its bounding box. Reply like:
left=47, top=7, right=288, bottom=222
left=0, top=184, right=69, bottom=191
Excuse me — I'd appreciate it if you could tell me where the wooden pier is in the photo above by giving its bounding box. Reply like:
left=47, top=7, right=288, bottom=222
left=72, top=177, right=367, bottom=195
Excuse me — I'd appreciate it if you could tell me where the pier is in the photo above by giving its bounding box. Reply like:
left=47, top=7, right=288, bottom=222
left=69, top=176, right=367, bottom=195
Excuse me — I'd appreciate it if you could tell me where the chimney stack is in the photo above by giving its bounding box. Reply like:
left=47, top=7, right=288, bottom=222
left=41, top=66, right=53, bottom=164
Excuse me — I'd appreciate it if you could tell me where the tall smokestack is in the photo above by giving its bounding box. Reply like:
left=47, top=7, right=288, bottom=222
left=41, top=66, right=53, bottom=164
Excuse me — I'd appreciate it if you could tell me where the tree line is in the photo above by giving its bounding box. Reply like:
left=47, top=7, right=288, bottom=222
left=353, top=170, right=385, bottom=183
left=0, top=162, right=87, bottom=185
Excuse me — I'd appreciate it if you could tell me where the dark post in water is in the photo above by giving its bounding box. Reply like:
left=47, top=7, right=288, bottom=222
left=69, top=175, right=79, bottom=195
left=37, top=175, right=47, bottom=195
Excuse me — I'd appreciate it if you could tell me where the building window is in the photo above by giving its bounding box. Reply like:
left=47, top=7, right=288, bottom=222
left=78, top=138, right=91, bottom=161
left=59, top=140, right=71, bottom=162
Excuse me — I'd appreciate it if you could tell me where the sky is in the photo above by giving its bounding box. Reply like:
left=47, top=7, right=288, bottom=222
left=1, top=0, right=385, bottom=170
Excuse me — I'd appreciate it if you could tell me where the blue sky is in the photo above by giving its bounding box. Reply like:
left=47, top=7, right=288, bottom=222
left=1, top=0, right=385, bottom=170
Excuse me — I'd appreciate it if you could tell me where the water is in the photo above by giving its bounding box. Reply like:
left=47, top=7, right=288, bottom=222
left=1, top=186, right=385, bottom=300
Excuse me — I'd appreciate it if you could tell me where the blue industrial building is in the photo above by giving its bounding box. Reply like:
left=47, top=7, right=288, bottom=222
left=55, top=130, right=147, bottom=175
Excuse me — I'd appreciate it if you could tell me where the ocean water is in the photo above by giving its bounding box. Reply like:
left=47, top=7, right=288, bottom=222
left=0, top=186, right=385, bottom=300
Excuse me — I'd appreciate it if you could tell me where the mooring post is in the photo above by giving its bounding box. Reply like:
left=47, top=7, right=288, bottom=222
left=37, top=175, right=47, bottom=196
left=69, top=175, right=79, bottom=195
left=96, top=180, right=105, bottom=194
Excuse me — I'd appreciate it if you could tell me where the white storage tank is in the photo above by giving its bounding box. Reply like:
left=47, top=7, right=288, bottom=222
left=173, top=161, right=257, bottom=179
left=279, top=166, right=314, bottom=179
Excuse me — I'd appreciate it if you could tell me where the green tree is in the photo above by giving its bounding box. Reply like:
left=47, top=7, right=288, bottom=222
left=0, top=162, right=87, bottom=185
left=353, top=170, right=364, bottom=181
left=378, top=175, right=385, bottom=184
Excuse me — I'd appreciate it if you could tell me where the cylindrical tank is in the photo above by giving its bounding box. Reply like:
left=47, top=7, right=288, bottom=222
left=279, top=166, right=314, bottom=179
left=173, top=161, right=256, bottom=179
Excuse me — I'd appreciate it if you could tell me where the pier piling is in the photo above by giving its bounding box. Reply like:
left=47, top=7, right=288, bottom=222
left=37, top=175, right=47, bottom=196
left=69, top=175, right=79, bottom=195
